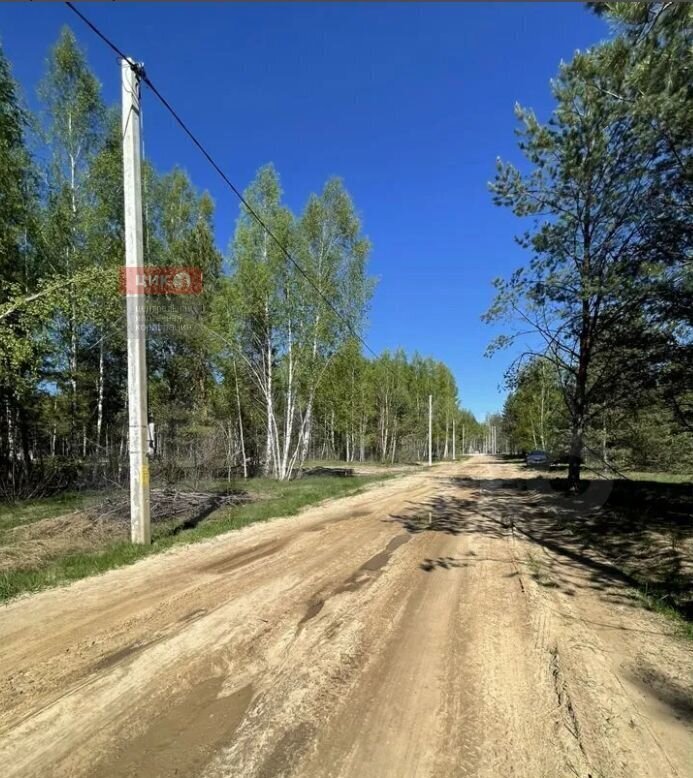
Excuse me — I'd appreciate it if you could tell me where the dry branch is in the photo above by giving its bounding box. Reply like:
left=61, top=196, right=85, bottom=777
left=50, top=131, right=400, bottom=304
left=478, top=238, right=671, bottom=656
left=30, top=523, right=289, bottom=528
left=87, top=488, right=251, bottom=524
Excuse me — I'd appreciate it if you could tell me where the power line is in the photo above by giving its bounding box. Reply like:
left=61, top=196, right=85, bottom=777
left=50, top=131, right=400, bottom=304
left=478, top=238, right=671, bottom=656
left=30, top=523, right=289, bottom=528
left=139, top=75, right=377, bottom=358
left=64, top=1, right=377, bottom=358
left=65, top=2, right=129, bottom=63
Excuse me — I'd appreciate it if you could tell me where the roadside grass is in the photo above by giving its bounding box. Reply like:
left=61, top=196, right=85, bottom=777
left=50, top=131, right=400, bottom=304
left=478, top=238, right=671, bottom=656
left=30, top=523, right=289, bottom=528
left=533, top=470, right=693, bottom=637
left=0, top=492, right=101, bottom=534
left=0, top=473, right=392, bottom=604
left=625, top=471, right=692, bottom=485
left=635, top=589, right=693, bottom=641
left=302, top=459, right=424, bottom=470
left=303, top=458, right=388, bottom=468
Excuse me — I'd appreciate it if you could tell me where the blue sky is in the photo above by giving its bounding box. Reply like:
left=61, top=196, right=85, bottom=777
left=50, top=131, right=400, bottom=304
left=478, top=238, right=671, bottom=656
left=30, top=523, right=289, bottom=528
left=0, top=2, right=608, bottom=419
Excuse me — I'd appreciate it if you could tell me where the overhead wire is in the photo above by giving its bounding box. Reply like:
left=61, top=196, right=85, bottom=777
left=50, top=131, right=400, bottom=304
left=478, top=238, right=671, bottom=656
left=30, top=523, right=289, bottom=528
left=65, top=1, right=377, bottom=358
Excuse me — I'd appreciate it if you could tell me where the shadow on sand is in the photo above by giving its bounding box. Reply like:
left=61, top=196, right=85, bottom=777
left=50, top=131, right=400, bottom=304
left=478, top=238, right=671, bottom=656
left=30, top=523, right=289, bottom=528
left=386, top=469, right=693, bottom=722
left=388, top=473, right=692, bottom=621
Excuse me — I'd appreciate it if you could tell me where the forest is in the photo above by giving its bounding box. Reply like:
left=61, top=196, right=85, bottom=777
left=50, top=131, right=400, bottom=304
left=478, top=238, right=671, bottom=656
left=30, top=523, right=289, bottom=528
left=1, top=2, right=691, bottom=503
left=0, top=27, right=489, bottom=497
left=489, top=3, right=692, bottom=483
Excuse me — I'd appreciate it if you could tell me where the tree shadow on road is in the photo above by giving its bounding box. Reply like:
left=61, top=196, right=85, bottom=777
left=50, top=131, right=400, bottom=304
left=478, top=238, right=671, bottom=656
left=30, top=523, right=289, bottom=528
left=387, top=475, right=693, bottom=624
left=387, top=474, right=693, bottom=724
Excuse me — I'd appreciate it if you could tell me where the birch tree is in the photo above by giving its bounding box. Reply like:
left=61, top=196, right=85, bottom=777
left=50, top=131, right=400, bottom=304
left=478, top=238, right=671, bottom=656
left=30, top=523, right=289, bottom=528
left=39, top=27, right=105, bottom=451
left=293, top=178, right=372, bottom=469
left=225, top=165, right=293, bottom=477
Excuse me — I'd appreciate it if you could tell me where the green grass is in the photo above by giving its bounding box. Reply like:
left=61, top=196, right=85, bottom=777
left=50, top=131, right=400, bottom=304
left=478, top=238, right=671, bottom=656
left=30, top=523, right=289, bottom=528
left=152, top=474, right=392, bottom=544
left=526, top=552, right=558, bottom=589
left=635, top=589, right=693, bottom=640
left=0, top=473, right=391, bottom=604
left=0, top=492, right=99, bottom=534
left=302, top=459, right=421, bottom=469
left=535, top=470, right=693, bottom=636
left=625, top=471, right=692, bottom=484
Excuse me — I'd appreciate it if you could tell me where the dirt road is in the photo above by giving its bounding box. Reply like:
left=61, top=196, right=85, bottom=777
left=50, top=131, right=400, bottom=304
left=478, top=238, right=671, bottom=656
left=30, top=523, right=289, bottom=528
left=1, top=458, right=691, bottom=778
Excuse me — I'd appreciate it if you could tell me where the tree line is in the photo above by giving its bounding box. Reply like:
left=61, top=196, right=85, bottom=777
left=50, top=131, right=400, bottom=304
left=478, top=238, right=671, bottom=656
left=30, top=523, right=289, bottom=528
left=0, top=27, right=485, bottom=496
left=486, top=3, right=692, bottom=485
left=501, top=355, right=693, bottom=474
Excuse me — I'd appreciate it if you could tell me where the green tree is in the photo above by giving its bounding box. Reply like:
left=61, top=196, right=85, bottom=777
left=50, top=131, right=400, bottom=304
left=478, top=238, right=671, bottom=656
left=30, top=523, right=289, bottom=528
left=39, top=26, right=106, bottom=451
left=224, top=165, right=294, bottom=478
left=485, top=10, right=688, bottom=487
left=502, top=358, right=566, bottom=454
left=0, top=41, right=43, bottom=488
left=294, top=178, right=372, bottom=466
left=146, top=169, right=222, bottom=475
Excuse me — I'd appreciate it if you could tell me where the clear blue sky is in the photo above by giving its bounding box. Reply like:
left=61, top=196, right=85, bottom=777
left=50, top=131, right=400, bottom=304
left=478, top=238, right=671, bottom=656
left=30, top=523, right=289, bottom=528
left=0, top=2, right=608, bottom=419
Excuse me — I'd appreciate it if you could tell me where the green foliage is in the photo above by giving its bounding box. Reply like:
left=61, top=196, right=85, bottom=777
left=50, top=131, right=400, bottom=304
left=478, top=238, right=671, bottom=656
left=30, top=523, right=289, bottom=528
left=502, top=358, right=566, bottom=454
left=0, top=26, right=481, bottom=494
left=486, top=3, right=692, bottom=483
left=217, top=166, right=376, bottom=478
left=0, top=40, right=48, bottom=489
left=318, top=347, right=474, bottom=463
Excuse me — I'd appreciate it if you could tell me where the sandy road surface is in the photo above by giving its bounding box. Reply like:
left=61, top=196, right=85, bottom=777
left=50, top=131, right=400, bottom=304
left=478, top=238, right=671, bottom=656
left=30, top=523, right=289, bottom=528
left=1, top=458, right=691, bottom=778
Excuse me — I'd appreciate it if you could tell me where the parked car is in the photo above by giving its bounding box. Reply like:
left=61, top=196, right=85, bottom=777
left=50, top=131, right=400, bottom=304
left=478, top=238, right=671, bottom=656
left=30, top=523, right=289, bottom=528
left=526, top=450, right=549, bottom=466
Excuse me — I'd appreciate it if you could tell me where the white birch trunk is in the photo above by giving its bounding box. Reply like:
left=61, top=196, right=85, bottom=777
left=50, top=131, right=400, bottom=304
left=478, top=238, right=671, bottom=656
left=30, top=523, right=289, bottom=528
left=96, top=337, right=104, bottom=449
left=233, top=359, right=247, bottom=479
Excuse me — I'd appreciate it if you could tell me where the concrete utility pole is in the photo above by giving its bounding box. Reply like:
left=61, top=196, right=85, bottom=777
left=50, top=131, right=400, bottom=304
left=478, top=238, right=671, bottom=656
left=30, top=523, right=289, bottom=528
left=122, top=58, right=151, bottom=544
left=428, top=394, right=433, bottom=466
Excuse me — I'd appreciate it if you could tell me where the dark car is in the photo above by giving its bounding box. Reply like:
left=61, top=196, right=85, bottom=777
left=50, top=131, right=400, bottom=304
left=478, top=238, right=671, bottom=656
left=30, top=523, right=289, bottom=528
left=526, top=450, right=549, bottom=466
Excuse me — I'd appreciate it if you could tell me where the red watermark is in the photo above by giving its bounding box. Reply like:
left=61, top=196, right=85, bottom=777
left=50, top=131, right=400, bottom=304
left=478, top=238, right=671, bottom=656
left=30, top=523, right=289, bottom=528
left=119, top=267, right=203, bottom=295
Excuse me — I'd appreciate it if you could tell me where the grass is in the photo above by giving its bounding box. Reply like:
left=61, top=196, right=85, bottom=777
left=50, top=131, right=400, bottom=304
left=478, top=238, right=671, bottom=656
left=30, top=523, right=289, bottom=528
left=302, top=458, right=421, bottom=469
left=636, top=589, right=693, bottom=641
left=0, top=492, right=99, bottom=534
left=624, top=471, right=692, bottom=485
left=0, top=473, right=392, bottom=604
left=533, top=471, right=693, bottom=636
left=526, top=552, right=558, bottom=589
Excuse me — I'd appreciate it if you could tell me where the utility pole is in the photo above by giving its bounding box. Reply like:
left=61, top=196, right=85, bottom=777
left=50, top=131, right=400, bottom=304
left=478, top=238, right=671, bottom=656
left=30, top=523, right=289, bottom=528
left=428, top=394, right=433, bottom=466
left=122, top=58, right=151, bottom=544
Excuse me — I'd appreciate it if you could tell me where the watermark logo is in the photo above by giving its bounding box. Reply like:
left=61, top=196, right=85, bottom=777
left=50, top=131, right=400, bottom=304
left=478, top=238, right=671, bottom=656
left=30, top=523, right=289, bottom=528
left=120, top=267, right=203, bottom=295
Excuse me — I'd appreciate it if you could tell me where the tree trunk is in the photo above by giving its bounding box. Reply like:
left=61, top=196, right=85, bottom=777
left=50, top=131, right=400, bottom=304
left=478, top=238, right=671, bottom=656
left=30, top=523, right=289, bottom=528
left=298, top=393, right=315, bottom=470
left=279, top=322, right=296, bottom=480
left=68, top=138, right=79, bottom=455
left=264, top=319, right=275, bottom=477
left=568, top=421, right=584, bottom=490
left=233, top=360, right=247, bottom=479
left=96, top=337, right=104, bottom=449
left=569, top=303, right=592, bottom=490
left=19, top=406, right=32, bottom=481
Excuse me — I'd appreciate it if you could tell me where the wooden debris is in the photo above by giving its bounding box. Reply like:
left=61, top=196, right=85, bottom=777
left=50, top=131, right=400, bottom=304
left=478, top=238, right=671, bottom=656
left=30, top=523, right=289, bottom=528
left=88, top=488, right=251, bottom=524
left=301, top=466, right=354, bottom=478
